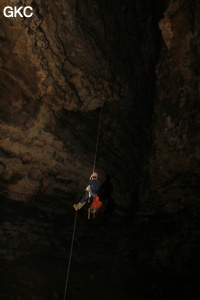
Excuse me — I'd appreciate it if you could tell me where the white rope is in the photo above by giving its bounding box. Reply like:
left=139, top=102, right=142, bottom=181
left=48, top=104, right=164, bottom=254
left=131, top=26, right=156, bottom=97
left=92, top=106, right=103, bottom=173
left=63, top=105, right=104, bottom=298
left=63, top=210, right=78, bottom=300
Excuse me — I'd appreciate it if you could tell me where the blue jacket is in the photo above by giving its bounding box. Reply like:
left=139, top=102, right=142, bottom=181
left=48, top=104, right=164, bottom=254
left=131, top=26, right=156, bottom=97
left=87, top=179, right=100, bottom=194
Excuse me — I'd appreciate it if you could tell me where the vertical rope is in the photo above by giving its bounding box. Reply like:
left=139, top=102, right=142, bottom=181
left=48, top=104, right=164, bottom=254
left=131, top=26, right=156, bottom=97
left=92, top=106, right=103, bottom=173
left=63, top=105, right=104, bottom=299
left=63, top=210, right=78, bottom=300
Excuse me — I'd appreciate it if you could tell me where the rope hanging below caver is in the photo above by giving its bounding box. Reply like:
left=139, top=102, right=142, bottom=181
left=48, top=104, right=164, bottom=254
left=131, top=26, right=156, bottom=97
left=63, top=210, right=78, bottom=300
left=63, top=105, right=104, bottom=300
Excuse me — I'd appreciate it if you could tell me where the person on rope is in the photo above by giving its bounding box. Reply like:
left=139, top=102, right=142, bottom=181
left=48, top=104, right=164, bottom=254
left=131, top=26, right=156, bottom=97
left=73, top=172, right=100, bottom=211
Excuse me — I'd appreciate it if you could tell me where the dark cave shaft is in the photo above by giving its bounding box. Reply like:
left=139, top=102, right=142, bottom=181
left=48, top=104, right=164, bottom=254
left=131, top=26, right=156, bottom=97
left=0, top=0, right=200, bottom=299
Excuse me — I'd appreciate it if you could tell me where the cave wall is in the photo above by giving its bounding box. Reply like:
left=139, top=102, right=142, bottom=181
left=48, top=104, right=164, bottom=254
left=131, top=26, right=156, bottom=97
left=141, top=0, right=200, bottom=214
left=0, top=1, right=200, bottom=299
left=0, top=0, right=158, bottom=207
left=134, top=1, right=200, bottom=285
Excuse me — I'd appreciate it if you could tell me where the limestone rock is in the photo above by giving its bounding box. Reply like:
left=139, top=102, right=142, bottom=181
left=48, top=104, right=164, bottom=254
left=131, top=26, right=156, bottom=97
left=142, top=0, right=200, bottom=212
left=0, top=0, right=157, bottom=204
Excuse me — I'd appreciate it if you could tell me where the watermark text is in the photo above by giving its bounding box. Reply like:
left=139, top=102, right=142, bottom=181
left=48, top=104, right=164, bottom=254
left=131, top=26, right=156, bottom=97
left=3, top=6, right=33, bottom=18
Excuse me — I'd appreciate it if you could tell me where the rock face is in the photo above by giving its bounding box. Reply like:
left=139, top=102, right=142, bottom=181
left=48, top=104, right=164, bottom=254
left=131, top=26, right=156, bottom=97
left=0, top=0, right=200, bottom=299
left=0, top=0, right=157, bottom=204
left=142, top=0, right=200, bottom=214
left=1, top=1, right=119, bottom=111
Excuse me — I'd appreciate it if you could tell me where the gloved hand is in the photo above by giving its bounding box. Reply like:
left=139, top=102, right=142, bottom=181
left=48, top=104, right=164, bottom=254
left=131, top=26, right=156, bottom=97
left=85, top=185, right=90, bottom=191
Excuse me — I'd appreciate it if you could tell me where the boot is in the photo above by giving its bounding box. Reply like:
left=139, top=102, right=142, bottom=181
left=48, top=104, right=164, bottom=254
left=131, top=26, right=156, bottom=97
left=73, top=202, right=85, bottom=211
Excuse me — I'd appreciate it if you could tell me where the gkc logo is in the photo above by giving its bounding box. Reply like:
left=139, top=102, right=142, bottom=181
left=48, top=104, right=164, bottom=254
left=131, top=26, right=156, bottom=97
left=3, top=6, right=34, bottom=18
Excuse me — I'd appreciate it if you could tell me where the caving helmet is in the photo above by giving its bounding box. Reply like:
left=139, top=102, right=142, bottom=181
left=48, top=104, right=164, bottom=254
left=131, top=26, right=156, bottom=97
left=90, top=172, right=98, bottom=180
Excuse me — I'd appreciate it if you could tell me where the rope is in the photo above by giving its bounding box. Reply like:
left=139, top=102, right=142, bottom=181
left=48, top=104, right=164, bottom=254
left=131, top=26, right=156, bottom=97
left=63, top=105, right=104, bottom=298
left=63, top=210, right=78, bottom=300
left=92, top=105, right=103, bottom=173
